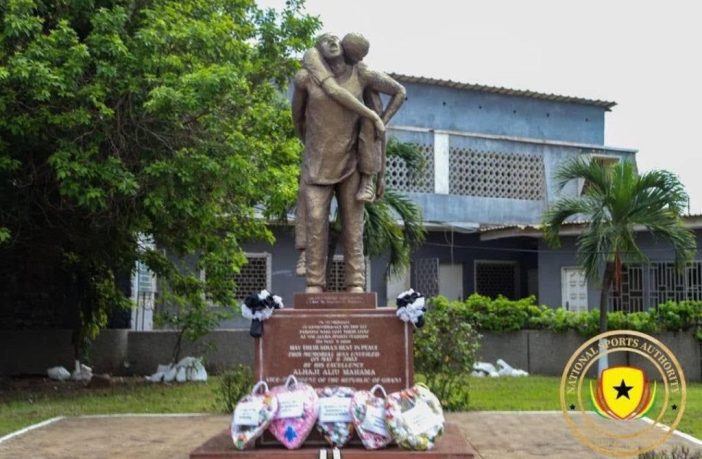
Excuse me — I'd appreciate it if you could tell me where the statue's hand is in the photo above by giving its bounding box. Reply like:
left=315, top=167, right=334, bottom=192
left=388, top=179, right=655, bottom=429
left=373, top=116, right=385, bottom=139
left=376, top=176, right=386, bottom=200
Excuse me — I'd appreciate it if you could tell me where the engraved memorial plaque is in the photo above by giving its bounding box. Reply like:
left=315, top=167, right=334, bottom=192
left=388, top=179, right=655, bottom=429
left=255, top=307, right=413, bottom=393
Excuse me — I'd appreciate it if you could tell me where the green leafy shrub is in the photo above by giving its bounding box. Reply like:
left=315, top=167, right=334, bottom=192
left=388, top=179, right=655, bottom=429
left=414, top=299, right=480, bottom=411
left=428, top=294, right=701, bottom=340
left=215, top=365, right=254, bottom=414
left=653, top=301, right=702, bottom=331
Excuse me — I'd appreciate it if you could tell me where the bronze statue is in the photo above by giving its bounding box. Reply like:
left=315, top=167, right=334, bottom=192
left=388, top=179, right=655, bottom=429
left=292, top=33, right=406, bottom=293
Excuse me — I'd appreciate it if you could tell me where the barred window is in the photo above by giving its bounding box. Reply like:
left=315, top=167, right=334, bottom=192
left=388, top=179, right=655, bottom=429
left=608, top=264, right=644, bottom=313
left=233, top=253, right=272, bottom=300
left=411, top=257, right=439, bottom=298
left=607, top=261, right=702, bottom=312
left=475, top=261, right=518, bottom=299
left=649, top=261, right=702, bottom=305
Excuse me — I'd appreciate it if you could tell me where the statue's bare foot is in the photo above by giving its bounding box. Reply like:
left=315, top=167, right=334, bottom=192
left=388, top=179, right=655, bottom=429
left=295, top=250, right=306, bottom=277
left=355, top=174, right=375, bottom=202
left=347, top=286, right=364, bottom=293
left=306, top=285, right=323, bottom=294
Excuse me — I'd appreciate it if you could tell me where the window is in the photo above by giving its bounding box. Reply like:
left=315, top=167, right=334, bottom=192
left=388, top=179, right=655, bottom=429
left=475, top=261, right=518, bottom=299
left=411, top=258, right=439, bottom=298
left=608, top=264, right=644, bottom=313
left=233, top=253, right=272, bottom=301
left=561, top=267, right=588, bottom=312
left=606, top=261, right=702, bottom=312
left=449, top=148, right=545, bottom=200
left=385, top=143, right=434, bottom=193
left=648, top=261, right=702, bottom=305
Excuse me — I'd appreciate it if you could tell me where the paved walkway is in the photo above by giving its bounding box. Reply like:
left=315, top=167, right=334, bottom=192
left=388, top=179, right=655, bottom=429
left=0, top=412, right=700, bottom=458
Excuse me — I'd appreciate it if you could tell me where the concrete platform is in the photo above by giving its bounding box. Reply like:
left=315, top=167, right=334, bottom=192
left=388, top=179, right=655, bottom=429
left=190, top=423, right=477, bottom=458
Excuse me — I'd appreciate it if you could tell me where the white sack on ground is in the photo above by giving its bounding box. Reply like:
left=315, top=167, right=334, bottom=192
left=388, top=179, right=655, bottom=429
left=47, top=366, right=71, bottom=381
left=472, top=361, right=499, bottom=377
left=146, top=356, right=208, bottom=382
left=71, top=361, right=93, bottom=382
left=472, top=359, right=528, bottom=377
left=496, top=358, right=528, bottom=377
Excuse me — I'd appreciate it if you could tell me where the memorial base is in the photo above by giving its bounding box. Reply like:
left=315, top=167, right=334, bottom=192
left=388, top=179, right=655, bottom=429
left=190, top=423, right=478, bottom=458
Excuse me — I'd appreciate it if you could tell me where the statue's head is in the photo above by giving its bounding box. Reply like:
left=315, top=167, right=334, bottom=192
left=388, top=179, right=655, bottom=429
left=341, top=33, right=369, bottom=64
left=315, top=33, right=343, bottom=60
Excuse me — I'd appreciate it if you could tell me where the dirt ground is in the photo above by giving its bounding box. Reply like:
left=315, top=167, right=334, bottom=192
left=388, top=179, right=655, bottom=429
left=0, top=412, right=700, bottom=458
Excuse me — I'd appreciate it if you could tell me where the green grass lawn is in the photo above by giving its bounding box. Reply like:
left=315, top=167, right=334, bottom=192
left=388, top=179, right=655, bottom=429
left=1, top=375, right=700, bottom=440
left=468, top=376, right=702, bottom=439
left=0, top=377, right=221, bottom=437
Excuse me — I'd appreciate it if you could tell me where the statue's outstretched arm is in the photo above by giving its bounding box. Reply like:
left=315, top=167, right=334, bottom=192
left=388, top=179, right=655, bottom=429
left=359, top=67, right=406, bottom=124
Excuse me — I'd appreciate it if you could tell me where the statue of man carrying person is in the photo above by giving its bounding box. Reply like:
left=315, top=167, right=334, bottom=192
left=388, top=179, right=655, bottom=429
left=292, top=33, right=406, bottom=293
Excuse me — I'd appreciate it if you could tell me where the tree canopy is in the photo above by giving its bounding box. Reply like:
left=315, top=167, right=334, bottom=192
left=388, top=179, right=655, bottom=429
left=542, top=157, right=696, bottom=332
left=0, top=0, right=319, bottom=350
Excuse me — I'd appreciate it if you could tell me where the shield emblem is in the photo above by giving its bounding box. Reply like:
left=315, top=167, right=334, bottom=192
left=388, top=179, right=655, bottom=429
left=594, top=366, right=651, bottom=420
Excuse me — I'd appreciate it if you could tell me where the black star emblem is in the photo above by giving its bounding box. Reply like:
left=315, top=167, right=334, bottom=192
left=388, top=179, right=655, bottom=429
left=672, top=404, right=678, bottom=411
left=613, top=379, right=634, bottom=399
left=569, top=404, right=576, bottom=410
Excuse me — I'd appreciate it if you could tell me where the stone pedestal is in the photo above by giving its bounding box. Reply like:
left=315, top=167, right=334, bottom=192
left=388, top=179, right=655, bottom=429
left=190, top=423, right=478, bottom=458
left=254, top=293, right=412, bottom=392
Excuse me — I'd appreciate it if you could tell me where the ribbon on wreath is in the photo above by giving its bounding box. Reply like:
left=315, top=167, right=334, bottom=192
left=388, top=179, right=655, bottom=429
left=396, top=288, right=426, bottom=328
left=241, top=289, right=284, bottom=338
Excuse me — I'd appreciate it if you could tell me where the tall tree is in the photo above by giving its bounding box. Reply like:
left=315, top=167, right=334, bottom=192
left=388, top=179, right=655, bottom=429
left=543, top=158, right=696, bottom=334
left=0, top=0, right=319, bottom=357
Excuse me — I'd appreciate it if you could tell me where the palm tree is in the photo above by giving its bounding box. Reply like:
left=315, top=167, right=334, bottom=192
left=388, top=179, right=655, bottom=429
left=543, top=157, right=696, bottom=335
left=363, top=139, right=426, bottom=277
left=325, top=138, right=426, bottom=283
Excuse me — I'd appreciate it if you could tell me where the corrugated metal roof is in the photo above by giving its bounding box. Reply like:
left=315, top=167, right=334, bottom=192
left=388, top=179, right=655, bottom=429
left=480, top=214, right=702, bottom=240
left=390, top=73, right=617, bottom=110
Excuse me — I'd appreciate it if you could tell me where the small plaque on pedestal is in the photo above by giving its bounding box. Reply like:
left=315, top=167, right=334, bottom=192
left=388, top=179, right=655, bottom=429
left=294, top=292, right=377, bottom=309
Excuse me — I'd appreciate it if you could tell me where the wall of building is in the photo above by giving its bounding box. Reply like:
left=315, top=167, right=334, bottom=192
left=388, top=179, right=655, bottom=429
left=388, top=127, right=635, bottom=226
left=538, top=230, right=702, bottom=309
left=411, top=230, right=538, bottom=300
left=235, top=228, right=540, bottom=311
left=391, top=82, right=607, bottom=145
